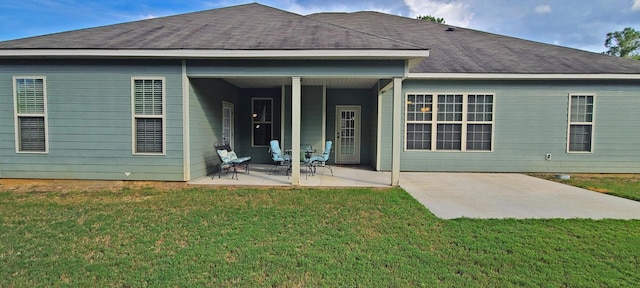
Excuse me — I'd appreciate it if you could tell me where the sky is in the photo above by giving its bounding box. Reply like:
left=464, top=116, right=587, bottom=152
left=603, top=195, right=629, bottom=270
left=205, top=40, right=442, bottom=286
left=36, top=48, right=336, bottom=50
left=1, top=0, right=639, bottom=53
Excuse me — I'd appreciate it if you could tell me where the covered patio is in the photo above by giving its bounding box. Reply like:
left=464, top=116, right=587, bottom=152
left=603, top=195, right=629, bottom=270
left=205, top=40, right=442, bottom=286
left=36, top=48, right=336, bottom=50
left=186, top=58, right=418, bottom=186
left=190, top=163, right=391, bottom=187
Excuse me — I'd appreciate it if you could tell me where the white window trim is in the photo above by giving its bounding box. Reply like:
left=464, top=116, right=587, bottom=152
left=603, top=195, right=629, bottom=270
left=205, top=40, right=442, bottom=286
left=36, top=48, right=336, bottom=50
left=404, top=93, right=434, bottom=151
left=404, top=92, right=495, bottom=152
left=222, top=100, right=234, bottom=147
left=566, top=93, right=595, bottom=154
left=131, top=76, right=166, bottom=155
left=434, top=94, right=465, bottom=151
left=13, top=76, right=49, bottom=154
left=465, top=93, right=496, bottom=152
left=251, top=97, right=273, bottom=147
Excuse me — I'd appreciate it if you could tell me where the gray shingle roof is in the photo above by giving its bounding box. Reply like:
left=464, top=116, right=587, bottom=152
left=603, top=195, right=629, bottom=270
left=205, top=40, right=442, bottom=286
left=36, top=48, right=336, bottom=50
left=1, top=3, right=639, bottom=74
left=307, top=11, right=640, bottom=74
left=0, top=3, right=422, bottom=51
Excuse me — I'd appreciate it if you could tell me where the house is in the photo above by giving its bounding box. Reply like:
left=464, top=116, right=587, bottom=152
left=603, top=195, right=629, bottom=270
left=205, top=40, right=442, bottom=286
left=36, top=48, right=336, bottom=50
left=1, top=3, right=640, bottom=185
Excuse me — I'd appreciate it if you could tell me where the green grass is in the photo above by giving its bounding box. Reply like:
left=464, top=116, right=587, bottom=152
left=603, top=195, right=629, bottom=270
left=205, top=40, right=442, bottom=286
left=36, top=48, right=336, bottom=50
left=1, top=187, right=639, bottom=287
left=536, top=174, right=640, bottom=202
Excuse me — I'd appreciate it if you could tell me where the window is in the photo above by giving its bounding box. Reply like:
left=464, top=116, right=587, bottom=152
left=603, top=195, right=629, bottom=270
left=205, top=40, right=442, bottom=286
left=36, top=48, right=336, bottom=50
left=406, top=94, right=432, bottom=150
left=14, top=77, right=48, bottom=153
left=132, top=78, right=165, bottom=154
left=568, top=94, right=594, bottom=153
left=466, top=94, right=494, bottom=151
left=252, top=98, right=272, bottom=146
left=436, top=94, right=463, bottom=150
left=406, top=93, right=494, bottom=152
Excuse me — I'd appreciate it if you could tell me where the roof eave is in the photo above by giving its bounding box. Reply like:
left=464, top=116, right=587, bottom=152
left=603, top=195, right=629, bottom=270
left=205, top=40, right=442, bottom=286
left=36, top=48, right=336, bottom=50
left=409, top=73, right=640, bottom=80
left=0, top=49, right=429, bottom=60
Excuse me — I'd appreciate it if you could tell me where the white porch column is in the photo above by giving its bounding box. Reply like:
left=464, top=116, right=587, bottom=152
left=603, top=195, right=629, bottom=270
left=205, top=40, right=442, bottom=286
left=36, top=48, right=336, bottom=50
left=181, top=60, right=191, bottom=181
left=291, top=77, right=302, bottom=185
left=391, top=77, right=403, bottom=186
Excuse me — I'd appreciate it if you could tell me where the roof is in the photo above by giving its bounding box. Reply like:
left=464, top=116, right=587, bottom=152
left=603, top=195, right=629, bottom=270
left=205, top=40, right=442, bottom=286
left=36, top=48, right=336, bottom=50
left=0, top=3, right=424, bottom=51
left=1, top=3, right=639, bottom=75
left=308, top=11, right=640, bottom=74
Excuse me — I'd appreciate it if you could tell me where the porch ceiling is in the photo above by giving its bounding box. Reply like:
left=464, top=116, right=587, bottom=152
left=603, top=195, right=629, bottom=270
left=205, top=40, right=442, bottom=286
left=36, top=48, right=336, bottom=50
left=223, top=77, right=380, bottom=89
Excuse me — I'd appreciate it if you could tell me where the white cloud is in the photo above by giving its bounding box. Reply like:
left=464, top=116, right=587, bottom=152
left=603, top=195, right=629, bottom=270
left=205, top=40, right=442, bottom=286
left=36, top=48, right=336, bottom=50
left=403, top=0, right=474, bottom=27
left=282, top=1, right=394, bottom=15
left=286, top=3, right=352, bottom=15
left=633, top=0, right=640, bottom=11
left=535, top=4, right=552, bottom=14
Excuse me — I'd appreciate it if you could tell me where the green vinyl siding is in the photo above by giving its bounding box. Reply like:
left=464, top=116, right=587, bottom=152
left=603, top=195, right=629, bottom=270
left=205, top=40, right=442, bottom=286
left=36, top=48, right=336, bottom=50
left=189, top=78, right=240, bottom=179
left=378, top=79, right=640, bottom=173
left=301, top=86, right=324, bottom=151
left=0, top=59, right=184, bottom=180
left=238, top=88, right=282, bottom=163
left=283, top=86, right=324, bottom=153
left=189, top=81, right=284, bottom=176
left=379, top=89, right=395, bottom=170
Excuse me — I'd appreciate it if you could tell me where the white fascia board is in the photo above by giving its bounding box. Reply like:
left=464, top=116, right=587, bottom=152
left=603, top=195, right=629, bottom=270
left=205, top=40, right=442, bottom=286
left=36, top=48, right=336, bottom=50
left=0, top=49, right=429, bottom=59
left=409, top=73, right=640, bottom=80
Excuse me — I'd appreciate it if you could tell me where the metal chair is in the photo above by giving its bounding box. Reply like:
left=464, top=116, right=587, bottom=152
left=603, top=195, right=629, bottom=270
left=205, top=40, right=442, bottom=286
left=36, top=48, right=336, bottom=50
left=213, top=141, right=251, bottom=180
left=306, top=141, right=333, bottom=176
left=268, top=140, right=290, bottom=174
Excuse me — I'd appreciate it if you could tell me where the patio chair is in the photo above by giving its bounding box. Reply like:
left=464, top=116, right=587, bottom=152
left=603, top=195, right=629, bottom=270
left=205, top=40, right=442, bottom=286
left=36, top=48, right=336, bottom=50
left=283, top=144, right=314, bottom=178
left=268, top=140, right=290, bottom=174
left=306, top=141, right=333, bottom=176
left=213, top=141, right=251, bottom=180
left=300, top=144, right=314, bottom=178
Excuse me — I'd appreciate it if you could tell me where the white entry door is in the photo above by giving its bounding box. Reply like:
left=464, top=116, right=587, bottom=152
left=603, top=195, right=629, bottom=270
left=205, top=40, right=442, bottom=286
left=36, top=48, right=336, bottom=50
left=222, top=101, right=234, bottom=147
left=335, top=105, right=361, bottom=164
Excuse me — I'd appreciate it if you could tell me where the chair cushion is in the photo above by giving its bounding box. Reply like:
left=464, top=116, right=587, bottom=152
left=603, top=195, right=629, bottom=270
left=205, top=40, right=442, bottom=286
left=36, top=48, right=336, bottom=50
left=228, top=151, right=238, bottom=161
left=232, top=156, right=252, bottom=163
left=217, top=149, right=231, bottom=163
left=309, top=156, right=325, bottom=163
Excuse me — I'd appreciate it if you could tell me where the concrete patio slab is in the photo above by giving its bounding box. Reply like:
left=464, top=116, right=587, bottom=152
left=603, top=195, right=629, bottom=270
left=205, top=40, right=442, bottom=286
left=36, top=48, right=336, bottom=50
left=400, top=173, right=640, bottom=220
left=189, top=164, right=392, bottom=187
left=190, top=166, right=640, bottom=220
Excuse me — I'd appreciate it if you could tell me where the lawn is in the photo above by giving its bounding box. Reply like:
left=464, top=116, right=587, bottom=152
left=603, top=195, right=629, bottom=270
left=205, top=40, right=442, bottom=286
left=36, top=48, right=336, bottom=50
left=1, top=186, right=639, bottom=287
left=535, top=174, right=640, bottom=202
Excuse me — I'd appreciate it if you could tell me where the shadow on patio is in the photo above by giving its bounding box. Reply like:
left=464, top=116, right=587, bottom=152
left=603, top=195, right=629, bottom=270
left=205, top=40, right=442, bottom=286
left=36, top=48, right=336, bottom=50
left=189, top=164, right=392, bottom=187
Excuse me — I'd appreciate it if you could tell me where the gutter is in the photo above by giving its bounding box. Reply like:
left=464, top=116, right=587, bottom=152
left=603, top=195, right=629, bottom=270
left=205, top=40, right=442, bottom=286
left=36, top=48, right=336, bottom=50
left=408, top=73, right=640, bottom=80
left=0, top=49, right=430, bottom=60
